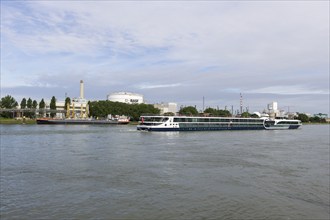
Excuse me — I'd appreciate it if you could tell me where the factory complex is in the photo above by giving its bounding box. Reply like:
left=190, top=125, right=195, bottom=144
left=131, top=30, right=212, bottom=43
left=47, top=80, right=178, bottom=118
left=31, top=80, right=327, bottom=120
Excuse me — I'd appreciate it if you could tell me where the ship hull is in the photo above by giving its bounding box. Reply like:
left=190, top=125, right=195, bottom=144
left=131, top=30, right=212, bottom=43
left=138, top=126, right=265, bottom=132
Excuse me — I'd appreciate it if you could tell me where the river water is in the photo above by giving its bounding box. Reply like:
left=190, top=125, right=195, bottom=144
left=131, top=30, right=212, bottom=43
left=1, top=124, right=329, bottom=219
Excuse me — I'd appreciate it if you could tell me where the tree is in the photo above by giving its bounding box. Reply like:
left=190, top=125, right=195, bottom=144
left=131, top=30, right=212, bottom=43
left=29, top=99, right=38, bottom=118
left=250, top=113, right=260, bottom=118
left=64, top=97, right=71, bottom=118
left=39, top=98, right=46, bottom=118
left=39, top=99, right=45, bottom=109
left=64, top=97, right=71, bottom=110
left=50, top=96, right=57, bottom=118
left=0, top=95, right=18, bottom=118
left=32, top=100, right=38, bottom=109
left=179, top=106, right=199, bottom=116
left=296, top=113, right=309, bottom=123
left=241, top=112, right=251, bottom=118
left=88, top=100, right=160, bottom=121
left=204, top=107, right=231, bottom=117
left=27, top=98, right=32, bottom=109
left=25, top=98, right=33, bottom=118
left=20, top=98, right=27, bottom=109
left=204, top=107, right=218, bottom=116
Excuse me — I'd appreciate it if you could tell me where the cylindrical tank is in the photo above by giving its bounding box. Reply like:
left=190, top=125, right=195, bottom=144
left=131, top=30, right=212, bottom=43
left=107, top=92, right=144, bottom=104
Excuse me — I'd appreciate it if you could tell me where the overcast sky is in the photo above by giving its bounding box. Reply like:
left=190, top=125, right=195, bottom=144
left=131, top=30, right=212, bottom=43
left=1, top=1, right=329, bottom=114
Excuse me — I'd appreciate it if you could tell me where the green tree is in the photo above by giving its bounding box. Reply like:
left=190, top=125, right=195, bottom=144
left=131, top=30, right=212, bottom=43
left=25, top=98, right=33, bottom=118
left=250, top=113, right=260, bottom=118
left=50, top=96, right=57, bottom=118
left=0, top=95, right=18, bottom=118
left=204, top=107, right=218, bottom=116
left=39, top=98, right=46, bottom=118
left=88, top=101, right=160, bottom=121
left=179, top=106, right=198, bottom=116
left=30, top=100, right=38, bottom=118
left=204, top=107, right=231, bottom=117
left=296, top=113, right=309, bottom=123
left=32, top=100, right=38, bottom=109
left=20, top=98, right=27, bottom=109
left=64, top=97, right=71, bottom=111
left=27, top=98, right=32, bottom=108
left=241, top=112, right=251, bottom=118
left=39, top=99, right=45, bottom=109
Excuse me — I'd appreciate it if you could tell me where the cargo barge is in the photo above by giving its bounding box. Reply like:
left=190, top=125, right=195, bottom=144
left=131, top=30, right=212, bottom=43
left=36, top=117, right=130, bottom=125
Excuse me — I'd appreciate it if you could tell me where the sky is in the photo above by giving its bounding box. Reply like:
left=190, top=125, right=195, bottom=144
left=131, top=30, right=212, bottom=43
left=1, top=1, right=329, bottom=114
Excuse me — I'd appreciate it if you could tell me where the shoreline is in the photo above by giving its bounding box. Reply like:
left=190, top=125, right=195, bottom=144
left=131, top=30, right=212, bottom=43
left=0, top=118, right=328, bottom=125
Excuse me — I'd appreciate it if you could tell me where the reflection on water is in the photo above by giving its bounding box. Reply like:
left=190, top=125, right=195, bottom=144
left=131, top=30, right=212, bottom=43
left=1, top=124, right=329, bottom=219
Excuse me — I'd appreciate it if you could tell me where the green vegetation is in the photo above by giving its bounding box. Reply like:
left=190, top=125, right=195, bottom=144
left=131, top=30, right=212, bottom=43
left=178, top=106, right=199, bottom=116
left=296, top=113, right=327, bottom=123
left=64, top=97, right=71, bottom=111
left=0, top=95, right=18, bottom=118
left=39, top=98, right=46, bottom=117
left=204, top=107, right=232, bottom=117
left=0, top=118, right=36, bottom=124
left=20, top=98, right=27, bottom=109
left=50, top=96, right=57, bottom=118
left=88, top=100, right=160, bottom=121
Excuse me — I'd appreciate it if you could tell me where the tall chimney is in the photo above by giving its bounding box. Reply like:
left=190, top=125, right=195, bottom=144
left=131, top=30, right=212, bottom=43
left=80, top=80, right=84, bottom=99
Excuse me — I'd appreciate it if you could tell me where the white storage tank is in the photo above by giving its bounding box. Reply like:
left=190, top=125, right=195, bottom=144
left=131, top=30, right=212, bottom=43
left=107, top=92, right=144, bottom=104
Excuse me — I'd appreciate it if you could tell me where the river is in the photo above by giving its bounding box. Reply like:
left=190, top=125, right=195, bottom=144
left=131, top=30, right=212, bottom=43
left=1, top=124, right=329, bottom=219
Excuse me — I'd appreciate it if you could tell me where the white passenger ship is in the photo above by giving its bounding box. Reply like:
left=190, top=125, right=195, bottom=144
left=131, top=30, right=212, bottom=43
left=137, top=116, right=302, bottom=131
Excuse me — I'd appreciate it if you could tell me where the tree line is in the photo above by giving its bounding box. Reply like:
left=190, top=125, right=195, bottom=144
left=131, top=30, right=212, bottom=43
left=0, top=95, right=57, bottom=118
left=88, top=100, right=160, bottom=121
left=1, top=95, right=328, bottom=123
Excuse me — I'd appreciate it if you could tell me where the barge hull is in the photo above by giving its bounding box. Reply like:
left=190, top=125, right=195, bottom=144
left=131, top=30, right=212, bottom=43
left=36, top=119, right=129, bottom=125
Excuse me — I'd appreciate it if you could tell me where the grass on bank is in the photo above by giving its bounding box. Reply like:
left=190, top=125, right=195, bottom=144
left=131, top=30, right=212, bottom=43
left=0, top=118, right=36, bottom=124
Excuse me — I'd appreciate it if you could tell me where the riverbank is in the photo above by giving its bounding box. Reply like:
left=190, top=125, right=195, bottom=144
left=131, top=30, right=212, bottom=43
left=0, top=118, right=36, bottom=125
left=0, top=118, right=328, bottom=125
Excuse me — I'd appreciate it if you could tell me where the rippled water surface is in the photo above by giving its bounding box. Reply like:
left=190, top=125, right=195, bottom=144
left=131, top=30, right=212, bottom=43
left=1, top=124, right=329, bottom=219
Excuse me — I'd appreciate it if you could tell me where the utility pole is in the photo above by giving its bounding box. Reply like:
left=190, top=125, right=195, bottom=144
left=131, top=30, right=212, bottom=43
left=240, top=93, right=243, bottom=114
left=203, top=96, right=205, bottom=112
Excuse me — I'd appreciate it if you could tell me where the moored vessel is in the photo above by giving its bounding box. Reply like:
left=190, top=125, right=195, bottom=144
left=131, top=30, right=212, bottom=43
left=137, top=115, right=301, bottom=131
left=36, top=116, right=130, bottom=125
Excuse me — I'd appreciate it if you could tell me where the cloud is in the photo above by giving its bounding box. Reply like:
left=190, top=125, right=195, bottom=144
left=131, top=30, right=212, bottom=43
left=245, top=86, right=329, bottom=95
left=137, top=83, right=182, bottom=90
left=1, top=1, right=329, bottom=113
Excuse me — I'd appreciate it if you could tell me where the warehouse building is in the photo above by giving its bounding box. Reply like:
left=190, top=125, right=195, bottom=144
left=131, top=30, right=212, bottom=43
left=154, top=102, right=177, bottom=115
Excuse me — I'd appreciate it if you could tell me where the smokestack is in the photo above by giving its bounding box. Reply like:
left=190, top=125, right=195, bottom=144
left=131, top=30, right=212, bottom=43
left=80, top=80, right=84, bottom=99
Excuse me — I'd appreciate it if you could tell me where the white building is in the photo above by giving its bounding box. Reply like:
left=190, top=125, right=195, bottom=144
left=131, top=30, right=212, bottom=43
left=54, top=80, right=88, bottom=118
left=107, top=92, right=144, bottom=104
left=154, top=102, right=177, bottom=115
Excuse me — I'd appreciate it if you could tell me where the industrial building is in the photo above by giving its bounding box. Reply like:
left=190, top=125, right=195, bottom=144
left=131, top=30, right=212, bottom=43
left=53, top=80, right=88, bottom=118
left=107, top=92, right=144, bottom=104
left=154, top=102, right=177, bottom=115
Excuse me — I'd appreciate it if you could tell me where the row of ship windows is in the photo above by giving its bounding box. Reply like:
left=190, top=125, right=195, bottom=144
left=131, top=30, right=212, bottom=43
left=277, top=121, right=300, bottom=124
left=180, top=123, right=264, bottom=127
left=173, top=118, right=262, bottom=123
